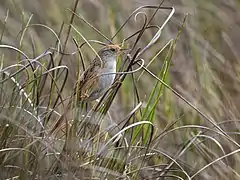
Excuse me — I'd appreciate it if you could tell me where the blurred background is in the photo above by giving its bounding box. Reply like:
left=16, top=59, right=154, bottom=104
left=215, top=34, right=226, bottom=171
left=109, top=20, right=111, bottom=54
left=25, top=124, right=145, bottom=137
left=1, top=0, right=240, bottom=179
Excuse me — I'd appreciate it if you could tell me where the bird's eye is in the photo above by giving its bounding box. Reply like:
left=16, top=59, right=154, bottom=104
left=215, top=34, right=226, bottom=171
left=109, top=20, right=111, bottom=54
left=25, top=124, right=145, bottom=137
left=110, top=48, right=116, bottom=52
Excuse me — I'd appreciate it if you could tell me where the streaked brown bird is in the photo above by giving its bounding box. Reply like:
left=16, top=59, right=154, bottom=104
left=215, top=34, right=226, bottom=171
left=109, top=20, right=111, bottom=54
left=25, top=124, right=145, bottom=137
left=76, top=44, right=122, bottom=102
left=50, top=44, right=123, bottom=134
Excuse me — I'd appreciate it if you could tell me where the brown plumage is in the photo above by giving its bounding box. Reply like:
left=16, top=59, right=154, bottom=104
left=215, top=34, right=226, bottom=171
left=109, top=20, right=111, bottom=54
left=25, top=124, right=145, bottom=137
left=50, top=44, right=122, bottom=135
left=75, top=44, right=121, bottom=102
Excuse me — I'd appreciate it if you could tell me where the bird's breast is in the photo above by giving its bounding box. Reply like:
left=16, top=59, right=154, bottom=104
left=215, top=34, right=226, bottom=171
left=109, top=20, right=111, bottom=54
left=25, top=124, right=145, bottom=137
left=99, top=60, right=116, bottom=90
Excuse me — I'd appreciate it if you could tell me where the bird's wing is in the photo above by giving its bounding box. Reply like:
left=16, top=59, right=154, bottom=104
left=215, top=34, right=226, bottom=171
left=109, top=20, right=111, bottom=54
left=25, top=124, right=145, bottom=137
left=75, top=64, right=100, bottom=101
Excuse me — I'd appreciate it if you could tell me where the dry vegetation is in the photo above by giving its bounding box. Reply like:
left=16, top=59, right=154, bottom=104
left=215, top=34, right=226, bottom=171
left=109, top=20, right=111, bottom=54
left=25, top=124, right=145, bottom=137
left=0, top=0, right=240, bottom=179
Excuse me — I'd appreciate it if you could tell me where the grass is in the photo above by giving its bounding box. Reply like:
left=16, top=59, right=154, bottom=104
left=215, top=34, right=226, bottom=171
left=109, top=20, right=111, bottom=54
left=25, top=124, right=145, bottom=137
left=0, top=0, right=240, bottom=179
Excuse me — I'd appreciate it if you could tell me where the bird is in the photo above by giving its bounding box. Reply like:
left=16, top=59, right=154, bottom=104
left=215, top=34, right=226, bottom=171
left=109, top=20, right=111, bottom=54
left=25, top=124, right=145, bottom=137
left=75, top=44, right=122, bottom=102
left=49, top=44, right=123, bottom=135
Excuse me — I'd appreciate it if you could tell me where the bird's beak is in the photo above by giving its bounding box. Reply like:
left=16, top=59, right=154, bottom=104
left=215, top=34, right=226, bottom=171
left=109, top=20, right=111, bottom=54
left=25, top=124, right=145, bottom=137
left=120, top=48, right=128, bottom=51
left=119, top=48, right=129, bottom=54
